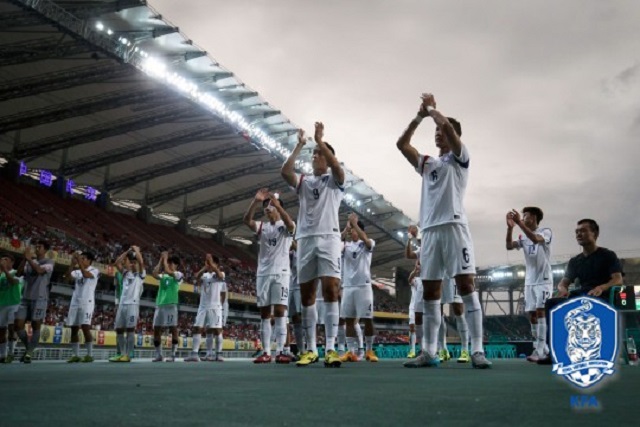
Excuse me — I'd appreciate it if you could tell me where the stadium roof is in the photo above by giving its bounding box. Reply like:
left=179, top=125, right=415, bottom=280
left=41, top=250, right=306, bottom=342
left=0, top=0, right=417, bottom=278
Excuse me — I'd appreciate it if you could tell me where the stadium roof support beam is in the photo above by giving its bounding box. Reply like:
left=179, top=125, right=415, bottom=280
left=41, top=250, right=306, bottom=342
left=61, top=124, right=231, bottom=176
left=185, top=178, right=288, bottom=218
left=371, top=211, right=397, bottom=222
left=0, top=9, right=47, bottom=28
left=371, top=252, right=405, bottom=268
left=147, top=157, right=280, bottom=206
left=105, top=143, right=258, bottom=192
left=0, top=87, right=170, bottom=133
left=0, top=62, right=135, bottom=102
left=115, top=26, right=179, bottom=42
left=55, top=0, right=146, bottom=18
left=15, top=103, right=195, bottom=160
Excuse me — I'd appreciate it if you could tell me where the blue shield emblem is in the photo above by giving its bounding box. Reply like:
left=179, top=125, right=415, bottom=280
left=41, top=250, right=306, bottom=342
left=550, top=297, right=618, bottom=388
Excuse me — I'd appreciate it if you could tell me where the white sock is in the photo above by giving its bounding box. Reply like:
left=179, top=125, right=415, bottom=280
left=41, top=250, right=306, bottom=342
left=206, top=334, right=214, bottom=356
left=365, top=336, right=374, bottom=352
left=462, top=292, right=484, bottom=354
left=456, top=315, right=469, bottom=352
left=171, top=341, right=177, bottom=357
left=260, top=319, right=272, bottom=355
left=85, top=341, right=93, bottom=357
left=337, top=324, right=347, bottom=353
left=531, top=323, right=538, bottom=348
left=354, top=322, right=364, bottom=351
left=293, top=323, right=304, bottom=353
left=409, top=331, right=416, bottom=353
left=324, top=301, right=339, bottom=352
left=347, top=336, right=358, bottom=354
left=116, top=334, right=126, bottom=355
left=72, top=342, right=80, bottom=357
left=302, top=305, right=318, bottom=354
left=0, top=342, right=7, bottom=358
left=284, top=345, right=290, bottom=355
left=192, top=334, right=202, bottom=355
left=438, top=314, right=447, bottom=352
left=416, top=324, right=424, bottom=351
left=536, top=318, right=548, bottom=356
left=215, top=333, right=223, bottom=357
left=274, top=317, right=287, bottom=353
left=8, top=340, right=15, bottom=354
left=126, top=332, right=135, bottom=356
left=424, top=300, right=441, bottom=356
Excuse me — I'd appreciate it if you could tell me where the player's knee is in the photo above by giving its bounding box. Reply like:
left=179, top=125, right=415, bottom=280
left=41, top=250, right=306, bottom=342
left=454, top=275, right=475, bottom=295
left=273, top=306, right=286, bottom=318
left=452, top=303, right=464, bottom=316
left=424, top=289, right=441, bottom=300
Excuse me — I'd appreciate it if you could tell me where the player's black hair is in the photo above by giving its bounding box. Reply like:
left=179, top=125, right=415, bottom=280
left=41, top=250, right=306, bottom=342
left=82, top=251, right=96, bottom=262
left=1, top=253, right=15, bottom=262
left=168, top=255, right=181, bottom=266
left=577, top=219, right=599, bottom=239
left=324, top=142, right=336, bottom=155
left=523, top=207, right=544, bottom=224
left=262, top=198, right=284, bottom=209
left=446, top=117, right=462, bottom=136
left=35, top=239, right=51, bottom=250
left=212, top=255, right=220, bottom=264
left=357, top=220, right=365, bottom=231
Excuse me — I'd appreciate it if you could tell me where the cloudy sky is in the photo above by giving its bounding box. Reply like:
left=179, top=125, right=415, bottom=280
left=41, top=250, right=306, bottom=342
left=150, top=0, right=640, bottom=267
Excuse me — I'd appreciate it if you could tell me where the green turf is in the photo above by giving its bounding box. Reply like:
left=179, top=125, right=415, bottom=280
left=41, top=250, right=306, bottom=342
left=1, top=359, right=637, bottom=426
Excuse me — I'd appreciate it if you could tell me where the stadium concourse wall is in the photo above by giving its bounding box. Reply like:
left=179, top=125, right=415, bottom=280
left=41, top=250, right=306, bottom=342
left=0, top=238, right=409, bottom=320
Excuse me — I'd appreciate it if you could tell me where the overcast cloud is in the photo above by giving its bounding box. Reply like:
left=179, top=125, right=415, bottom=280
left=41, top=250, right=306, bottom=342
left=150, top=0, right=640, bottom=266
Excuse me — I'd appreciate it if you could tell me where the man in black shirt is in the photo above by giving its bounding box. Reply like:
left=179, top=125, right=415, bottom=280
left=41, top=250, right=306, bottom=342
left=538, top=219, right=623, bottom=364
left=556, top=219, right=623, bottom=299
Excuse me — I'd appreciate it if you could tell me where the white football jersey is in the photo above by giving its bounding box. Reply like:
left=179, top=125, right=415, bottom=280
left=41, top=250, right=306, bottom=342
left=415, top=144, right=470, bottom=231
left=409, top=276, right=423, bottom=312
left=70, top=266, right=100, bottom=306
left=342, top=239, right=375, bottom=288
left=256, top=220, right=295, bottom=276
left=514, top=227, right=553, bottom=286
left=199, top=271, right=225, bottom=309
left=294, top=172, right=344, bottom=239
left=120, top=270, right=146, bottom=305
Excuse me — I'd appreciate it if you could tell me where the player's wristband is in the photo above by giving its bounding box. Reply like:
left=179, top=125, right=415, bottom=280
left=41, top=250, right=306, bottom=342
left=413, top=115, right=423, bottom=124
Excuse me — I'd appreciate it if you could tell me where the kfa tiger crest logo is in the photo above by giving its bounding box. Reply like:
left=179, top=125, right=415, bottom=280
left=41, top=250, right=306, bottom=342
left=550, top=297, right=618, bottom=388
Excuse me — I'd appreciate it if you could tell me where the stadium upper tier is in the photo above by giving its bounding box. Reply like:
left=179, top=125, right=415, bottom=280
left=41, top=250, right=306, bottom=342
left=0, top=0, right=417, bottom=279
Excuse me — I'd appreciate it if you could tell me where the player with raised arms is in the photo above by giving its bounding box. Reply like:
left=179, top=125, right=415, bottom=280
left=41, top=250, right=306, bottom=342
left=281, top=123, right=345, bottom=368
left=397, top=93, right=490, bottom=369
